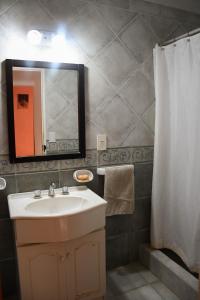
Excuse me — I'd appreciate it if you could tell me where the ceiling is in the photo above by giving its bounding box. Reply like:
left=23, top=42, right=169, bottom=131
left=146, top=0, right=200, bottom=15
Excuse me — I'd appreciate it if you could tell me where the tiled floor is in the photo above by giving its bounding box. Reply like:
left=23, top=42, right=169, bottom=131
left=5, top=261, right=179, bottom=300
left=106, top=261, right=180, bottom=300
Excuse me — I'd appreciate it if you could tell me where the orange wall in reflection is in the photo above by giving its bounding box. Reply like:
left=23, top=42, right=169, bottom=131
left=13, top=86, right=35, bottom=157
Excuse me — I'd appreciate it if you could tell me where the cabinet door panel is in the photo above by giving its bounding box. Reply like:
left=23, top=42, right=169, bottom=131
left=30, top=253, right=60, bottom=300
left=70, top=230, right=106, bottom=299
left=18, top=244, right=66, bottom=300
left=75, top=241, right=100, bottom=294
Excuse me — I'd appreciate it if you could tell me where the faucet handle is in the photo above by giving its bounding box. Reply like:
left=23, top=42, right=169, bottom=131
left=62, top=186, right=69, bottom=195
left=50, top=182, right=56, bottom=188
left=34, top=190, right=41, bottom=199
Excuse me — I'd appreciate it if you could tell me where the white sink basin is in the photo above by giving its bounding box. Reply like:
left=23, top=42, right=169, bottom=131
left=8, top=186, right=106, bottom=245
left=25, top=196, right=88, bottom=215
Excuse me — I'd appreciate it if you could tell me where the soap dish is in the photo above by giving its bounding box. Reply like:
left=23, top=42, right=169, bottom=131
left=0, top=177, right=6, bottom=190
left=73, top=170, right=94, bottom=183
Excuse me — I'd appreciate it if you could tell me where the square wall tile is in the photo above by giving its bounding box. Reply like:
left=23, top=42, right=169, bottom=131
left=119, top=16, right=157, bottom=63
left=16, top=171, right=59, bottom=193
left=106, top=215, right=133, bottom=237
left=0, top=218, right=15, bottom=260
left=122, top=120, right=154, bottom=147
left=0, top=0, right=16, bottom=16
left=142, top=102, right=155, bottom=134
left=96, top=4, right=136, bottom=35
left=144, top=15, right=179, bottom=42
left=0, top=258, right=18, bottom=297
left=134, top=162, right=153, bottom=198
left=40, top=0, right=87, bottom=24
left=119, top=71, right=154, bottom=116
left=69, top=4, right=114, bottom=57
left=129, top=0, right=161, bottom=16
left=95, top=95, right=138, bottom=147
left=85, top=62, right=115, bottom=117
left=95, top=39, right=138, bottom=87
left=133, top=197, right=151, bottom=230
left=106, top=233, right=130, bottom=269
left=93, top=0, right=130, bottom=9
left=0, top=175, right=16, bottom=218
left=0, top=0, right=56, bottom=35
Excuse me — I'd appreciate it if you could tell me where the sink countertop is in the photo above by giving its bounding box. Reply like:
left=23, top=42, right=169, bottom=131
left=8, top=186, right=107, bottom=219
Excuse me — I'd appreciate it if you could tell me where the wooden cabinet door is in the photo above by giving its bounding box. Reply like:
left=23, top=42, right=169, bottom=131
left=68, top=230, right=106, bottom=300
left=17, top=243, right=70, bottom=300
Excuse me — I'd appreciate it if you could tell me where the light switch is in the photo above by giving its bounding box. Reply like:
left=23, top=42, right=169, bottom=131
left=49, top=131, right=56, bottom=143
left=97, top=134, right=107, bottom=151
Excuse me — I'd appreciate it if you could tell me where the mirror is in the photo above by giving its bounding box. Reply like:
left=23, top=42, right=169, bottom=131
left=5, top=59, right=85, bottom=163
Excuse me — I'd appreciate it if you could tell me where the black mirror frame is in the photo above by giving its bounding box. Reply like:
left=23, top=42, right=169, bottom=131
left=5, top=59, right=86, bottom=163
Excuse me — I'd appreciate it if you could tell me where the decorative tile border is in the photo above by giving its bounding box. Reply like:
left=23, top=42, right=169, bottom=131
left=131, top=147, right=154, bottom=162
left=0, top=146, right=153, bottom=175
left=59, top=149, right=97, bottom=170
left=46, top=139, right=79, bottom=155
left=0, top=156, right=15, bottom=175
left=15, top=160, right=59, bottom=174
left=97, top=146, right=154, bottom=166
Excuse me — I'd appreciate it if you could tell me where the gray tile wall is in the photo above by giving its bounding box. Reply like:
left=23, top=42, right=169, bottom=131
left=0, top=146, right=153, bottom=297
left=0, top=0, right=200, bottom=154
left=106, top=161, right=152, bottom=269
left=0, top=0, right=199, bottom=297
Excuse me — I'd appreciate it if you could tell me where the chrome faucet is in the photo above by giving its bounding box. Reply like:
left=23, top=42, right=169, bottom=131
left=48, top=182, right=56, bottom=197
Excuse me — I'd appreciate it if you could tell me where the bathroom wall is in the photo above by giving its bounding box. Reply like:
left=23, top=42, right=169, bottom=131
left=0, top=0, right=200, bottom=297
left=147, top=0, right=200, bottom=14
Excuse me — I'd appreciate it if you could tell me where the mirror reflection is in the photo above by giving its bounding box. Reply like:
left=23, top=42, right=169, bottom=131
left=6, top=59, right=85, bottom=163
left=12, top=67, right=79, bottom=158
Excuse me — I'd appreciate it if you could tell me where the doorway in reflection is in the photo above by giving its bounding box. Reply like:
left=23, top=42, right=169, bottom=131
left=13, top=69, right=43, bottom=157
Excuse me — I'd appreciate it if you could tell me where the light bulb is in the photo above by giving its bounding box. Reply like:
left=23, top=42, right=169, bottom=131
left=27, top=30, right=42, bottom=46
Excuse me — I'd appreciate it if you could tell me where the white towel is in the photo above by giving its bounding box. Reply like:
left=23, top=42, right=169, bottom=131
left=104, top=165, right=135, bottom=216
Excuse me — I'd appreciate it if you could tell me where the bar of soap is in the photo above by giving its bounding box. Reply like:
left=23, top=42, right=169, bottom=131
left=73, top=169, right=94, bottom=183
left=77, top=174, right=89, bottom=181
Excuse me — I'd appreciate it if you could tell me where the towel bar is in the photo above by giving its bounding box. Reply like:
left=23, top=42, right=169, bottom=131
left=97, top=165, right=134, bottom=176
left=97, top=167, right=106, bottom=175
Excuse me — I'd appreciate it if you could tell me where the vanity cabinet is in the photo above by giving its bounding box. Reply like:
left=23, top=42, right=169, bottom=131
left=17, top=229, right=105, bottom=300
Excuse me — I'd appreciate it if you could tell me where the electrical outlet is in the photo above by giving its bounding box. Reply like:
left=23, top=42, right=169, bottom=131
left=97, top=134, right=107, bottom=151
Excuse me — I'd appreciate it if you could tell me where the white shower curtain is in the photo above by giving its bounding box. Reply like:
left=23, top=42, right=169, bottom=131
left=151, top=34, right=200, bottom=272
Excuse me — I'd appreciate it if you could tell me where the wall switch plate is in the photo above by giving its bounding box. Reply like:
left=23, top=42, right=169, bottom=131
left=49, top=131, right=56, bottom=143
left=97, top=134, right=107, bottom=151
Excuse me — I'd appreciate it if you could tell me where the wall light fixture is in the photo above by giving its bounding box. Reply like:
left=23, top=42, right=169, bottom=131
left=27, top=30, right=66, bottom=47
left=27, top=30, right=42, bottom=46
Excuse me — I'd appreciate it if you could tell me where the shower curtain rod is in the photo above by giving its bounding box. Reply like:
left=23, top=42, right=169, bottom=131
left=160, top=27, right=200, bottom=47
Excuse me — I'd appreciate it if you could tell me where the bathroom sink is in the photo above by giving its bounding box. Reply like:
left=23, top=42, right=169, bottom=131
left=25, top=196, right=88, bottom=215
left=8, top=186, right=106, bottom=245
